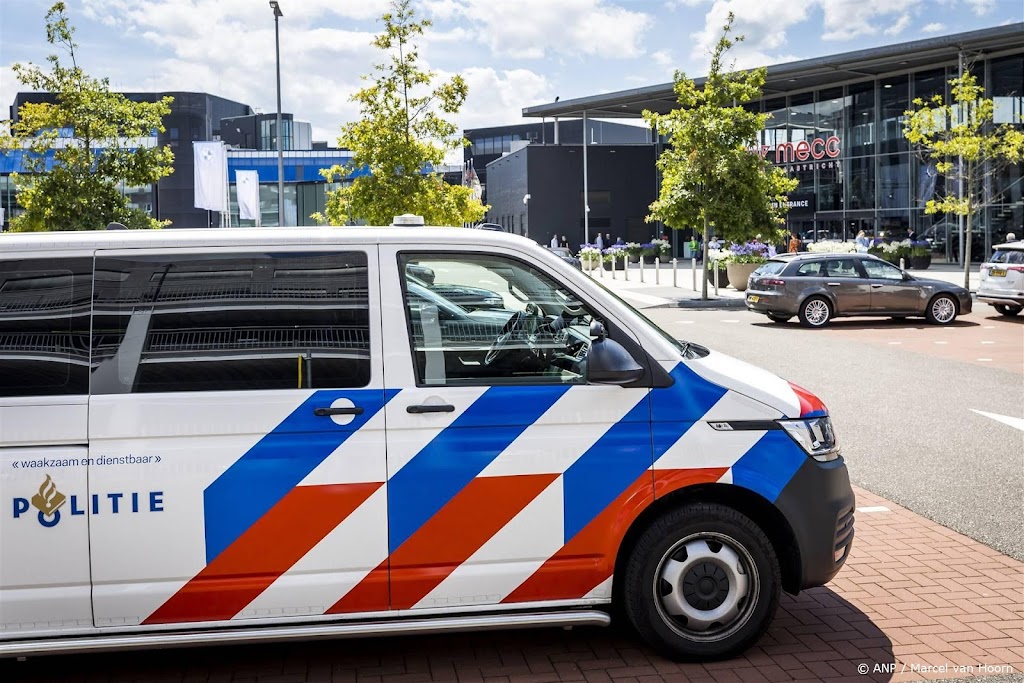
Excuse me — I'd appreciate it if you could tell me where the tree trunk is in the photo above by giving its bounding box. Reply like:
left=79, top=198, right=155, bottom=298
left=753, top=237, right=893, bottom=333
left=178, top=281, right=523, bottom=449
left=963, top=209, right=972, bottom=291
left=701, top=216, right=709, bottom=300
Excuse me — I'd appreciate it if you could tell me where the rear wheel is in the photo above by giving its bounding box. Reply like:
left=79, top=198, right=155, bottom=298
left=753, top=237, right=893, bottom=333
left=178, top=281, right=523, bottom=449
left=766, top=313, right=792, bottom=324
left=994, top=304, right=1022, bottom=317
left=798, top=296, right=832, bottom=328
left=622, top=503, right=780, bottom=661
left=926, top=294, right=958, bottom=325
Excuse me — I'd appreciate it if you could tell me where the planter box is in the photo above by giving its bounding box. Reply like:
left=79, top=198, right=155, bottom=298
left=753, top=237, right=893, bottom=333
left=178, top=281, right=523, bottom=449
left=628, top=254, right=641, bottom=263
left=910, top=254, right=932, bottom=270
left=705, top=265, right=730, bottom=288
left=726, top=262, right=760, bottom=291
left=642, top=255, right=657, bottom=265
left=659, top=254, right=671, bottom=263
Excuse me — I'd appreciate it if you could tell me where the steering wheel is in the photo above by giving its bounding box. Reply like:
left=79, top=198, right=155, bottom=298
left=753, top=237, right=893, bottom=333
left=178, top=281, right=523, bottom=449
left=484, top=303, right=543, bottom=366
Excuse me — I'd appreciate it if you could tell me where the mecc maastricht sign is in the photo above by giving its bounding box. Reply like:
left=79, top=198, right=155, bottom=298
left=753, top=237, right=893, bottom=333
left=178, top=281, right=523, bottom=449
left=749, top=135, right=842, bottom=172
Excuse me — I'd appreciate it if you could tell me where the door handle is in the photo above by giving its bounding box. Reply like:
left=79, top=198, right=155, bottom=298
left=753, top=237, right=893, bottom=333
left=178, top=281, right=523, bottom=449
left=407, top=404, right=456, bottom=414
left=314, top=406, right=364, bottom=417
left=871, top=284, right=884, bottom=288
left=826, top=282, right=841, bottom=287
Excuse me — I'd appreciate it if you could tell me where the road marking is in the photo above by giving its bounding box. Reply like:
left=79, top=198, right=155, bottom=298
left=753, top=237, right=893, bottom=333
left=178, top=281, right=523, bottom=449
left=887, top=341, right=902, bottom=345
left=983, top=325, right=995, bottom=329
left=981, top=341, right=995, bottom=344
left=934, top=341, right=948, bottom=345
left=856, top=506, right=891, bottom=513
left=976, top=358, right=993, bottom=362
left=720, top=319, right=740, bottom=323
left=616, top=290, right=670, bottom=306
left=675, top=320, right=695, bottom=324
left=971, top=409, right=1024, bottom=432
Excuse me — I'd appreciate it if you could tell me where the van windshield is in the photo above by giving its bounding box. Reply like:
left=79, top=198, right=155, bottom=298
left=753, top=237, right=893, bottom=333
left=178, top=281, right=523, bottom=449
left=588, top=277, right=705, bottom=359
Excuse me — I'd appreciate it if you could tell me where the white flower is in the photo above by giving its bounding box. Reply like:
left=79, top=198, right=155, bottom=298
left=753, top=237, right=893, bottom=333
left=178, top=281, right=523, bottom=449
left=808, top=240, right=856, bottom=253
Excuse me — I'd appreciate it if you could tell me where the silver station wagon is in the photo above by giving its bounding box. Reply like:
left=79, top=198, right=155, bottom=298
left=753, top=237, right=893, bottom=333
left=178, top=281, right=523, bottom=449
left=745, top=253, right=972, bottom=328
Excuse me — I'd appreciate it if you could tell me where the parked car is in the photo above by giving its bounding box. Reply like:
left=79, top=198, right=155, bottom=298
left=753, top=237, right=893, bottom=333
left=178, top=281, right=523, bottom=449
left=745, top=253, right=972, bottom=327
left=547, top=246, right=582, bottom=269
left=405, top=269, right=506, bottom=311
left=978, top=241, right=1024, bottom=316
left=474, top=222, right=505, bottom=231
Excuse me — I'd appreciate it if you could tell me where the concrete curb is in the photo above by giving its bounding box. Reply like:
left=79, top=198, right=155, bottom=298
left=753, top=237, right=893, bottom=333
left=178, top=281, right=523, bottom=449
left=653, top=296, right=747, bottom=310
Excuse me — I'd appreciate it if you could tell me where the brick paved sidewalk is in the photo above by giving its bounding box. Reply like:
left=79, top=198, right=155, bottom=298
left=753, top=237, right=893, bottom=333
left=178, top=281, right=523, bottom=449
left=5, top=487, right=1022, bottom=683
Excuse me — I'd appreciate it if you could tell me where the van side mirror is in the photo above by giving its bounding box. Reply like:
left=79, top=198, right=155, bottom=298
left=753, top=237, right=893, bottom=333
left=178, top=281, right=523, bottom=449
left=587, top=328, right=644, bottom=385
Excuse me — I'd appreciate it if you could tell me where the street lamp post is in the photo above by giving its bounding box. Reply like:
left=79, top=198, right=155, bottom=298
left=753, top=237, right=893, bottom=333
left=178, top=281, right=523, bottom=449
left=270, top=1, right=285, bottom=227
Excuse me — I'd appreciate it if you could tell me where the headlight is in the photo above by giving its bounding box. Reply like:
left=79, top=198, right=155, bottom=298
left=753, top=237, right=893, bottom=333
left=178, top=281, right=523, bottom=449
left=779, top=416, right=840, bottom=462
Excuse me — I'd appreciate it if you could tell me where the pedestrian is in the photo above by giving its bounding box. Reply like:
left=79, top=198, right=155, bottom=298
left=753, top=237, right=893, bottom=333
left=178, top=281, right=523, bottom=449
left=560, top=235, right=569, bottom=248
left=688, top=235, right=699, bottom=263
left=604, top=233, right=611, bottom=246
left=1007, top=232, right=1017, bottom=242
left=855, top=230, right=870, bottom=253
left=788, top=232, right=800, bottom=254
left=550, top=234, right=559, bottom=248
left=615, top=236, right=625, bottom=246
left=595, top=233, right=604, bottom=250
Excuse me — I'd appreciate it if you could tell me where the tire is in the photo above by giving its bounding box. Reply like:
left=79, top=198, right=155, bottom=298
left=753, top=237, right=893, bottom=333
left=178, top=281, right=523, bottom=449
left=926, top=294, right=958, bottom=325
left=766, top=313, right=792, bottom=324
left=994, top=304, right=1022, bottom=317
left=622, top=503, right=781, bottom=661
left=798, top=296, right=832, bottom=328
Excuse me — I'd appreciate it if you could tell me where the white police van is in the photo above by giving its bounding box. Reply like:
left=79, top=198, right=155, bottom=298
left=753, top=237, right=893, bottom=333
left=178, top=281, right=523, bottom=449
left=0, top=218, right=854, bottom=660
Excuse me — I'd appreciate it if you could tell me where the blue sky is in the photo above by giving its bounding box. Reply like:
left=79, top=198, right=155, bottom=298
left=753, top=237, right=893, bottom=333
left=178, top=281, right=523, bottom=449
left=2, top=0, right=1021, bottom=151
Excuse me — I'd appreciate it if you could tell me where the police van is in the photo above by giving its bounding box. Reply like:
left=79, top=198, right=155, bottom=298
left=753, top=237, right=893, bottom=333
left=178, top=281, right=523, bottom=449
left=0, top=219, right=854, bottom=660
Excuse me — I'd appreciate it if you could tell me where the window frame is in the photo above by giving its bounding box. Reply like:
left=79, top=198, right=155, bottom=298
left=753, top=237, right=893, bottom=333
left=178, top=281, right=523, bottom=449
left=395, top=249, right=652, bottom=389
left=90, top=245, right=379, bottom=395
left=861, top=258, right=905, bottom=281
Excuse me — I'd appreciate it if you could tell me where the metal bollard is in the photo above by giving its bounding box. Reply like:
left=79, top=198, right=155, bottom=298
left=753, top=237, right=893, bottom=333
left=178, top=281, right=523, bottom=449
left=599, top=259, right=604, bottom=278
left=624, top=258, right=629, bottom=281
left=611, top=258, right=616, bottom=279
left=900, top=257, right=905, bottom=270
left=655, top=258, right=660, bottom=285
left=691, top=258, right=697, bottom=291
left=714, top=263, right=720, bottom=296
left=640, top=258, right=645, bottom=283
left=672, top=258, right=678, bottom=287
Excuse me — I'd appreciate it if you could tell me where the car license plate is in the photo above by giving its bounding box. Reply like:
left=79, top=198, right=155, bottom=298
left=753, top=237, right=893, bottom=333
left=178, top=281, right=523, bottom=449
left=748, top=295, right=760, bottom=303
left=990, top=268, right=1007, bottom=277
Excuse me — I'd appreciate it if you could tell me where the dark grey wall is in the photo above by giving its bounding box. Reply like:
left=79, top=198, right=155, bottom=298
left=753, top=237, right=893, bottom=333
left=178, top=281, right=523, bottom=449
left=485, top=145, right=660, bottom=250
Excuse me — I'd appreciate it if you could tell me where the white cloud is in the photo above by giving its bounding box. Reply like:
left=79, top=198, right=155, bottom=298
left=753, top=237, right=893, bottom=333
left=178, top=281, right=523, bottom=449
left=426, top=0, right=653, bottom=59
left=922, top=22, right=947, bottom=33
left=884, top=14, right=912, bottom=36
left=818, top=0, right=922, bottom=41
left=965, top=0, right=995, bottom=15
left=689, top=0, right=810, bottom=70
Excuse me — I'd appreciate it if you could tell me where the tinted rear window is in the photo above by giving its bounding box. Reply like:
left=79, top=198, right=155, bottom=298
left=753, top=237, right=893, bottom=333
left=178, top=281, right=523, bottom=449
left=991, top=249, right=1024, bottom=264
left=754, top=261, right=786, bottom=276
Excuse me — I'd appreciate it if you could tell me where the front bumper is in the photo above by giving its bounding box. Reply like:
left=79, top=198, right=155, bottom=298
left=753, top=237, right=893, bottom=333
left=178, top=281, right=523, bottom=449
left=959, top=292, right=973, bottom=314
left=773, top=456, right=855, bottom=589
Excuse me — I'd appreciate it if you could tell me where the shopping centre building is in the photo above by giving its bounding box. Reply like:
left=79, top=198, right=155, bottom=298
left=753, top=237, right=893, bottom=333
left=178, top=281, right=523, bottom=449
left=495, top=23, right=1023, bottom=262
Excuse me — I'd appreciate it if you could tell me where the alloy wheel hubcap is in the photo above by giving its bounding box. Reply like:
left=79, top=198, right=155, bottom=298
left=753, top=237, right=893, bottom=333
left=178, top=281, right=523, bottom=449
left=932, top=298, right=955, bottom=323
left=805, top=300, right=829, bottom=325
left=655, top=534, right=759, bottom=640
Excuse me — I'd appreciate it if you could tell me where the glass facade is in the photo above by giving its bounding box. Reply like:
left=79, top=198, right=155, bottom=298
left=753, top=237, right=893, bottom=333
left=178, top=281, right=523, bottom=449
left=752, top=55, right=1024, bottom=262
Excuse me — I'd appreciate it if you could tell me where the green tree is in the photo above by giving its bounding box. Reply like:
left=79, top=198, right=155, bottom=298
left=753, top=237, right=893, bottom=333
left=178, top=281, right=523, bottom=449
left=317, top=0, right=486, bottom=227
left=903, top=69, right=1024, bottom=289
left=643, top=13, right=797, bottom=299
left=0, top=3, right=174, bottom=232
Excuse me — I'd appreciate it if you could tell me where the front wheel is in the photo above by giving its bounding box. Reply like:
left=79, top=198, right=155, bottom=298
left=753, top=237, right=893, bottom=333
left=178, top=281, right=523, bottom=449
left=622, top=503, right=781, bottom=661
left=994, top=304, right=1022, bottom=317
left=926, top=294, right=958, bottom=325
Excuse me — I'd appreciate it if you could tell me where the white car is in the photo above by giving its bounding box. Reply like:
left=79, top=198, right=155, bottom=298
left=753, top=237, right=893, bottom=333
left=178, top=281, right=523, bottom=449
left=978, top=241, right=1024, bottom=316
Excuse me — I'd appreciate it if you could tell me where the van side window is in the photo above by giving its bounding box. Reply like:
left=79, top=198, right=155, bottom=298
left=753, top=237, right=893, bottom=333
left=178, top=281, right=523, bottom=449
left=399, top=254, right=597, bottom=386
left=91, top=252, right=371, bottom=393
left=0, top=258, right=91, bottom=397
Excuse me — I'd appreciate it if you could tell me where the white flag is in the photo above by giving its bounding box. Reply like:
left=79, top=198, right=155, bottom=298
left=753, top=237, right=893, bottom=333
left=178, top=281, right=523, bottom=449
left=194, top=141, right=227, bottom=211
left=236, top=170, right=260, bottom=222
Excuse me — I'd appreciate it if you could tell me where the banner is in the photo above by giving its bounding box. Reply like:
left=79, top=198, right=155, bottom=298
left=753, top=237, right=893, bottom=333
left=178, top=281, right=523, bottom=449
left=194, top=141, right=227, bottom=211
left=236, top=170, right=260, bottom=222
